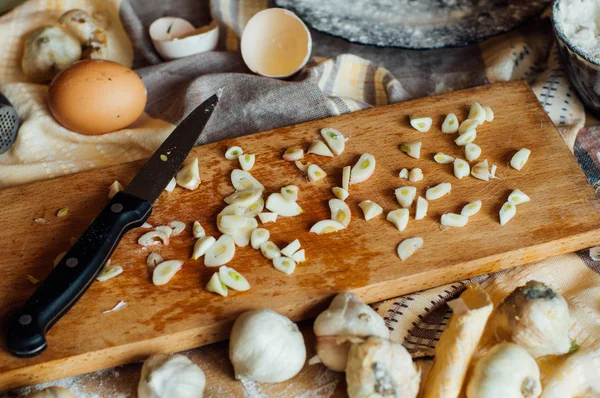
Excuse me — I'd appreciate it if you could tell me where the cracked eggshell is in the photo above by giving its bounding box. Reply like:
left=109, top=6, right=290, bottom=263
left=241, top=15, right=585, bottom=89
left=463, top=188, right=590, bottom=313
left=266, top=193, right=303, bottom=216
left=149, top=17, right=219, bottom=60
left=329, top=199, right=351, bottom=226
left=350, top=153, right=376, bottom=184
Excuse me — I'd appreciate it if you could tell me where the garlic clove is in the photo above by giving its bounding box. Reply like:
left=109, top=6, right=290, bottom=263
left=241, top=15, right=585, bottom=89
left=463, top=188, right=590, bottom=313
left=465, top=143, right=481, bottom=162
left=410, top=115, right=432, bottom=132
left=218, top=203, right=246, bottom=217
left=155, top=226, right=173, bottom=238
left=307, top=164, right=327, bottom=182
left=442, top=113, right=459, bottom=133
left=224, top=188, right=263, bottom=208
left=250, top=228, right=270, bottom=249
left=152, top=260, right=184, bottom=285
left=283, top=146, right=304, bottom=161
left=342, top=165, right=351, bottom=191
left=458, top=118, right=480, bottom=134
left=408, top=168, right=423, bottom=182
left=468, top=102, right=486, bottom=124
left=358, top=200, right=383, bottom=220
left=309, top=220, right=346, bottom=234
left=176, top=157, right=201, bottom=190
left=332, top=187, right=349, bottom=201
left=142, top=222, right=153, bottom=228
left=415, top=196, right=428, bottom=220
left=308, top=139, right=334, bottom=157
left=329, top=199, right=351, bottom=226
left=490, top=164, right=498, bottom=179
left=455, top=129, right=477, bottom=146
left=168, top=220, right=186, bottom=236
left=441, top=213, right=469, bottom=227
left=225, top=146, right=243, bottom=160
left=280, top=239, right=301, bottom=257
left=395, top=186, right=417, bottom=208
left=281, top=185, right=299, bottom=202
left=260, top=241, right=281, bottom=259
left=434, top=153, right=454, bottom=164
left=499, top=202, right=516, bottom=225
left=219, top=266, right=250, bottom=291
left=244, top=198, right=265, bottom=217
left=321, top=127, right=346, bottom=155
left=192, top=236, right=216, bottom=260
left=349, top=153, right=376, bottom=185
left=138, top=230, right=169, bottom=247
left=219, top=215, right=248, bottom=230
left=231, top=169, right=264, bottom=190
left=510, top=148, right=531, bottom=171
left=291, top=249, right=306, bottom=263
left=397, top=237, right=423, bottom=261
left=238, top=153, right=256, bottom=171
left=400, top=142, right=422, bottom=159
left=266, top=193, right=303, bottom=216
left=425, top=182, right=451, bottom=200
left=96, top=265, right=123, bottom=281
left=399, top=168, right=409, bottom=179
left=508, top=189, right=530, bottom=205
left=273, top=257, right=297, bottom=275
left=228, top=217, right=258, bottom=247
left=108, top=180, right=123, bottom=199
left=295, top=160, right=309, bottom=173
left=483, top=105, right=494, bottom=122
left=204, top=235, right=235, bottom=266
left=454, top=158, right=471, bottom=179
left=147, top=252, right=163, bottom=269
left=258, top=212, right=278, bottom=223
left=387, top=209, right=409, bottom=231
left=165, top=177, right=176, bottom=192
left=205, top=272, right=228, bottom=297
left=461, top=200, right=482, bottom=217
left=471, top=159, right=490, bottom=181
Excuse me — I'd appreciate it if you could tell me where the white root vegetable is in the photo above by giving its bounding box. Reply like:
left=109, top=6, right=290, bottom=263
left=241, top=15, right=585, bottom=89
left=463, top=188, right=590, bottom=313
left=169, top=221, right=185, bottom=236
left=266, top=193, right=303, bottom=216
left=468, top=102, right=486, bottom=124
left=434, top=153, right=454, bottom=164
left=295, top=160, right=309, bottom=173
left=541, top=347, right=600, bottom=398
left=499, top=202, right=516, bottom=225
left=231, top=169, right=264, bottom=190
left=415, top=196, right=428, bottom=220
left=410, top=116, right=432, bottom=132
left=206, top=272, right=228, bottom=297
left=387, top=209, right=409, bottom=231
left=461, top=200, right=482, bottom=217
left=219, top=266, right=250, bottom=291
left=224, top=188, right=263, bottom=208
left=397, top=237, right=423, bottom=261
left=225, top=146, right=243, bottom=160
left=466, top=342, right=541, bottom=398
left=229, top=310, right=306, bottom=382
left=96, top=265, right=123, bottom=281
left=441, top=213, right=469, bottom=227
left=108, top=180, right=123, bottom=199
left=152, top=260, right=184, bottom=286
left=455, top=129, right=477, bottom=146
left=399, top=168, right=409, bottom=179
left=193, top=221, right=205, bottom=238
left=358, top=200, right=383, bottom=221
left=395, top=186, right=417, bottom=208
left=511, top=148, right=531, bottom=170
left=342, top=165, right=351, bottom=191
left=465, top=143, right=481, bottom=162
left=138, top=354, right=205, bottom=398
left=346, top=336, right=421, bottom=398
left=329, top=199, right=351, bottom=226
left=147, top=252, right=163, bottom=269
left=350, top=153, right=376, bottom=184
left=138, top=230, right=170, bottom=247
left=273, top=257, right=297, bottom=274
left=238, top=154, right=255, bottom=171
left=454, top=158, right=470, bottom=179
left=258, top=212, right=278, bottom=223
left=508, top=189, right=530, bottom=205
left=204, top=235, right=235, bottom=266
left=175, top=158, right=201, bottom=190
left=321, top=127, right=346, bottom=155
left=442, top=113, right=459, bottom=133
left=280, top=239, right=301, bottom=257
left=484, top=106, right=494, bottom=122
left=332, top=187, right=349, bottom=201
left=458, top=118, right=480, bottom=134
left=192, top=236, right=216, bottom=260
left=27, top=386, right=75, bottom=398
left=400, top=142, right=422, bottom=159
left=471, top=159, right=490, bottom=181
left=310, top=220, right=346, bottom=234
left=165, top=177, right=176, bottom=193
left=425, top=182, right=451, bottom=200
left=250, top=228, right=269, bottom=250
left=409, top=168, right=423, bottom=182
left=260, top=241, right=281, bottom=260
left=283, top=146, right=304, bottom=161
left=308, top=140, right=334, bottom=157
left=281, top=185, right=299, bottom=202
left=307, top=164, right=327, bottom=182
left=291, top=249, right=306, bottom=263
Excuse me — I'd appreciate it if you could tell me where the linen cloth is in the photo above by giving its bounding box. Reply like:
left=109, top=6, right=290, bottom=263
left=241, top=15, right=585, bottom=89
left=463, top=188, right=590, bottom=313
left=1, top=0, right=599, bottom=395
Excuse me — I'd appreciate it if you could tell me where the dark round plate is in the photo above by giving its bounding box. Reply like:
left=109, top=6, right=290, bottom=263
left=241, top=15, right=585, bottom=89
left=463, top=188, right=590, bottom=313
left=275, top=0, right=551, bottom=49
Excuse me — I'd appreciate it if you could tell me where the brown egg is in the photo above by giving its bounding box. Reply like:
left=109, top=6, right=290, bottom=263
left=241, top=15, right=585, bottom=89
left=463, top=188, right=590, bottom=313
left=48, top=59, right=147, bottom=135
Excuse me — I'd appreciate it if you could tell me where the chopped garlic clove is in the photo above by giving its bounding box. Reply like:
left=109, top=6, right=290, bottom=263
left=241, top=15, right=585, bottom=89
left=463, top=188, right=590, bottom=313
left=387, top=209, right=409, bottom=231
left=205, top=272, right=228, bottom=297
left=395, top=186, right=417, bottom=208
left=350, top=153, right=376, bottom=184
left=204, top=235, right=235, bottom=267
left=461, top=200, right=482, bottom=217
left=483, top=106, right=494, bottom=122
left=400, top=142, right=422, bottom=159
left=329, top=199, right=351, bottom=226
left=250, top=228, right=270, bottom=250
left=96, top=265, right=123, bottom=281
left=415, top=196, right=428, bottom=220
left=508, top=189, right=530, bottom=205
left=399, top=168, right=409, bottom=179
left=260, top=241, right=281, bottom=259
left=426, top=182, right=451, bottom=200
left=397, top=237, right=423, bottom=261
left=225, top=146, right=243, bottom=160
left=468, top=102, right=486, bottom=124
left=219, top=266, right=250, bottom=291
left=342, top=165, right=351, bottom=191
left=266, top=193, right=303, bottom=216
left=434, top=153, right=454, bottom=164
left=155, top=226, right=173, bottom=238
left=273, top=257, right=297, bottom=275
left=471, top=159, right=490, bottom=181
left=168, top=221, right=185, bottom=236
left=227, top=217, right=257, bottom=248
left=308, top=140, right=334, bottom=157
left=499, top=202, right=516, bottom=225
left=147, top=252, right=163, bottom=269
left=332, top=187, right=349, bottom=201
left=176, top=158, right=201, bottom=190
left=152, top=260, right=184, bottom=285
left=309, top=220, right=346, bottom=234
left=489, top=164, right=498, bottom=179
left=283, top=146, right=304, bottom=161
left=441, top=213, right=469, bottom=227
left=231, top=169, right=264, bottom=190
left=510, top=148, right=531, bottom=171
left=192, top=236, right=216, bottom=260
left=142, top=222, right=153, bottom=228
left=291, top=249, right=306, bottom=263
left=238, top=154, right=255, bottom=171
left=244, top=198, right=265, bottom=217
left=358, top=200, right=383, bottom=221
left=454, top=158, right=470, bottom=179
left=258, top=212, right=278, bottom=223
left=281, top=239, right=301, bottom=257
left=165, top=177, right=176, bottom=192
left=458, top=118, right=480, bottom=134
left=193, top=221, right=205, bottom=238
left=409, top=168, right=424, bottom=182
left=410, top=116, right=432, bottom=132
left=321, top=128, right=346, bottom=155
left=455, top=129, right=477, bottom=146
left=218, top=203, right=246, bottom=217
left=465, top=143, right=481, bottom=162
left=138, top=230, right=169, bottom=247
left=224, top=188, right=263, bottom=208
left=295, top=160, right=309, bottom=173
left=108, top=181, right=123, bottom=199
left=441, top=113, right=459, bottom=133
left=218, top=215, right=248, bottom=230
left=307, top=164, right=327, bottom=182
left=281, top=185, right=299, bottom=202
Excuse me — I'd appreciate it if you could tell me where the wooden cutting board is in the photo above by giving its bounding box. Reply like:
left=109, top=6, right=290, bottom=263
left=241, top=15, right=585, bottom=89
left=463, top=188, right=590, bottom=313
left=1, top=81, right=599, bottom=391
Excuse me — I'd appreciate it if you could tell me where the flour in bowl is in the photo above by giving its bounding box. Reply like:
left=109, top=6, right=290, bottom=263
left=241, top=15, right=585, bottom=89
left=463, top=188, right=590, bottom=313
left=555, top=0, right=600, bottom=61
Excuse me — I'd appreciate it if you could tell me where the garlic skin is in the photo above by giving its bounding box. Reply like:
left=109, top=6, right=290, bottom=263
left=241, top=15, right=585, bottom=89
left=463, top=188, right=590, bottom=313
left=229, top=310, right=306, bottom=382
left=138, top=354, right=206, bottom=398
left=466, top=342, right=541, bottom=398
left=488, top=280, right=571, bottom=358
left=346, top=336, right=420, bottom=398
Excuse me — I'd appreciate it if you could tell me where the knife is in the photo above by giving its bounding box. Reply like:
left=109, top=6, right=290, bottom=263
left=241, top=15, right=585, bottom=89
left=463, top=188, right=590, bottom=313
left=4, top=94, right=219, bottom=358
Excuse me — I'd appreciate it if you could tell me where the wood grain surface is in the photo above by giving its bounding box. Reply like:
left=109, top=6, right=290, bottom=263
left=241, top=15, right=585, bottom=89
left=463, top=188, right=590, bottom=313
left=1, top=81, right=599, bottom=391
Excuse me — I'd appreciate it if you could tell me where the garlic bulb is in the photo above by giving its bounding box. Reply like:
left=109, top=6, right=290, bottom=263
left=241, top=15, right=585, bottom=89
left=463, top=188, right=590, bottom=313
left=229, top=310, right=306, bottom=382
left=346, top=336, right=420, bottom=398
left=313, top=292, right=389, bottom=371
left=488, top=280, right=571, bottom=358
left=541, top=347, right=600, bottom=398
left=466, top=342, right=541, bottom=398
left=138, top=354, right=206, bottom=398
left=26, top=387, right=74, bottom=398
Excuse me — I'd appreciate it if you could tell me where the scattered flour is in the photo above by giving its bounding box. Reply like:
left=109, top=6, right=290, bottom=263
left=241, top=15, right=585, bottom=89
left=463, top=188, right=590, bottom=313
left=555, top=0, right=600, bottom=61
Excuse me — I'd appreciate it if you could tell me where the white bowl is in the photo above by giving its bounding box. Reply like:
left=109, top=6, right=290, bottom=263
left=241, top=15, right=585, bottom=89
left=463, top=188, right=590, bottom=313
left=149, top=17, right=219, bottom=60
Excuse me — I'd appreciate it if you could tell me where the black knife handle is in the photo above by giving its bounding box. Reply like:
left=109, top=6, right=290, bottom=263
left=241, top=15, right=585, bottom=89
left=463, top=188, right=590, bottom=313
left=4, top=191, right=152, bottom=358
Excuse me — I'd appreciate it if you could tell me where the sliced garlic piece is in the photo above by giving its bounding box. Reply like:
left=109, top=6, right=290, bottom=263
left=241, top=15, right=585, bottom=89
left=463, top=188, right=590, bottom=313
left=329, top=199, right=351, bottom=226
left=251, top=228, right=270, bottom=250
left=273, top=257, right=297, bottom=275
left=321, top=127, right=345, bottom=155
left=499, top=202, right=516, bottom=225
left=434, top=153, right=454, bottom=164
left=219, top=215, right=248, bottom=229
left=508, top=189, right=530, bottom=205
left=96, top=265, right=123, bottom=282
left=510, top=148, right=531, bottom=171
left=281, top=185, right=299, bottom=202
left=193, top=221, right=205, bottom=238
left=441, top=213, right=469, bottom=227
left=332, top=187, right=349, bottom=201
left=309, top=220, right=346, bottom=234
left=399, top=168, right=409, bottom=179
left=342, top=166, right=351, bottom=191
left=291, top=249, right=306, bottom=263
left=204, top=235, right=235, bottom=267
left=228, top=217, right=257, bottom=247
left=350, top=153, right=376, bottom=185
left=465, top=143, right=481, bottom=162
left=219, top=203, right=246, bottom=217
left=442, top=113, right=459, bottom=133
left=358, top=200, right=383, bottom=221
left=169, top=221, right=185, bottom=236
left=225, top=146, right=243, bottom=160
left=471, top=159, right=490, bottom=181
left=155, top=226, right=173, bottom=238
left=397, top=237, right=423, bottom=261
left=138, top=230, right=169, bottom=247
left=409, top=116, right=432, bottom=132
left=409, top=168, right=423, bottom=182
left=192, top=236, right=216, bottom=260
left=295, top=160, right=309, bottom=173
left=283, top=146, right=304, bottom=161
left=231, top=169, right=264, bottom=190
left=224, top=188, right=263, bottom=208
left=426, top=182, right=451, bottom=200
left=147, top=252, right=163, bottom=269
left=308, top=140, right=334, bottom=157
left=142, top=222, right=153, bottom=228
left=176, top=157, right=201, bottom=190
left=258, top=212, right=278, bottom=223
left=281, top=239, right=301, bottom=257
left=165, top=177, right=176, bottom=193
left=266, top=193, right=303, bottom=216
left=260, top=241, right=281, bottom=259
left=454, top=158, right=470, bottom=179
left=238, top=153, right=255, bottom=171
left=244, top=198, right=265, bottom=217
left=415, top=196, right=428, bottom=220
left=395, top=186, right=417, bottom=208
left=461, top=200, right=482, bottom=217
left=108, top=180, right=123, bottom=199
left=458, top=118, right=480, bottom=134
left=490, top=164, right=498, bottom=179
left=219, top=266, right=250, bottom=291
left=468, top=102, right=486, bottom=124
left=152, top=260, right=184, bottom=286
left=205, top=272, right=228, bottom=297
left=307, top=164, right=327, bottom=182
left=387, top=209, right=409, bottom=231
left=400, top=142, right=421, bottom=159
left=455, top=129, right=477, bottom=146
left=483, top=105, right=494, bottom=122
